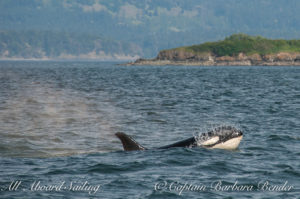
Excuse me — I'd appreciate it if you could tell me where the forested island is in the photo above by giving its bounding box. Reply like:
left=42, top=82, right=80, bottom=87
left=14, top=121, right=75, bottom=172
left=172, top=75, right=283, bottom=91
left=130, top=34, right=300, bottom=66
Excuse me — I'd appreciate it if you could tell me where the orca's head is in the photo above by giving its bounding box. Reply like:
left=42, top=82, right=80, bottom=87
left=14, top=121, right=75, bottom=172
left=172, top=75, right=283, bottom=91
left=199, top=126, right=243, bottom=150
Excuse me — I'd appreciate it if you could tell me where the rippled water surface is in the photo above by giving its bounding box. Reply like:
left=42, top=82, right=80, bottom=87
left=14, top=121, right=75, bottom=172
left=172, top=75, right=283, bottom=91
left=0, top=61, right=299, bottom=198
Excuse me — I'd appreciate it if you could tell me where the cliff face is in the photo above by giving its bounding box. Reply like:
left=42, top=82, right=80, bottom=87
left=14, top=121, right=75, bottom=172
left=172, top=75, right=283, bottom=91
left=157, top=50, right=212, bottom=61
left=131, top=50, right=300, bottom=66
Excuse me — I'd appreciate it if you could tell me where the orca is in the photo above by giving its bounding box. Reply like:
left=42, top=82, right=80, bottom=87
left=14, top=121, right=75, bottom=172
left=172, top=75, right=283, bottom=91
left=115, top=126, right=243, bottom=151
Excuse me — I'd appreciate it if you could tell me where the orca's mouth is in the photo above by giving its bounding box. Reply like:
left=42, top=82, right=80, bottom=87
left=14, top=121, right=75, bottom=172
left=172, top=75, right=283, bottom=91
left=237, top=131, right=243, bottom=137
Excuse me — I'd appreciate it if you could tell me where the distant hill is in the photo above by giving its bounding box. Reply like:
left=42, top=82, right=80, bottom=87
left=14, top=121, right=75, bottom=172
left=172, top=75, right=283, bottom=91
left=132, top=34, right=300, bottom=66
left=170, top=34, right=300, bottom=57
left=0, top=31, right=141, bottom=60
left=1, top=0, right=300, bottom=58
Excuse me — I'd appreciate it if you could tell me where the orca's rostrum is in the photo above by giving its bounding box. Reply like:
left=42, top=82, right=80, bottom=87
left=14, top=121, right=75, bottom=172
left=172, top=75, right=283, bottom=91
left=115, top=126, right=243, bottom=151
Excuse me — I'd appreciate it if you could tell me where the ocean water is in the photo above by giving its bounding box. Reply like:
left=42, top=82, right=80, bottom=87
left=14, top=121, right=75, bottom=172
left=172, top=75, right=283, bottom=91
left=0, top=61, right=299, bottom=199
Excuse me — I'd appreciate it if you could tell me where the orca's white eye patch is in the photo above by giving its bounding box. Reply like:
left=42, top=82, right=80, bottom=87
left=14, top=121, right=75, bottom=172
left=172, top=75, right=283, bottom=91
left=201, top=136, right=219, bottom=146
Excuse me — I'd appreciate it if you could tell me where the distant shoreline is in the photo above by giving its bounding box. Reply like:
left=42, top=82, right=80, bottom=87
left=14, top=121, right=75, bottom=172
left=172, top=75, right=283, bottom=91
left=0, top=58, right=135, bottom=62
left=126, top=59, right=300, bottom=66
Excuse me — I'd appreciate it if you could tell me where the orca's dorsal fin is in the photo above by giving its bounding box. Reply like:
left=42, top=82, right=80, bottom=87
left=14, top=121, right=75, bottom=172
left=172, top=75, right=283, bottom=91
left=115, top=132, right=146, bottom=151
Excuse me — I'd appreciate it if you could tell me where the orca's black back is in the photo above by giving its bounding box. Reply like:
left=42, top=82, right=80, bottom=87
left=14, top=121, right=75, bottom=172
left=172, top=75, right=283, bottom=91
left=158, top=137, right=197, bottom=149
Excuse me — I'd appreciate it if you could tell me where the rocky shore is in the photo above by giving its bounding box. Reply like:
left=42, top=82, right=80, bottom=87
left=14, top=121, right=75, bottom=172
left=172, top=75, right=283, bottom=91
left=127, top=50, right=300, bottom=66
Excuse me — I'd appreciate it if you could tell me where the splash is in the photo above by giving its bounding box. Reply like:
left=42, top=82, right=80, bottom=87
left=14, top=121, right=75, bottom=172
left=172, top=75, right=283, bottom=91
left=193, top=122, right=242, bottom=145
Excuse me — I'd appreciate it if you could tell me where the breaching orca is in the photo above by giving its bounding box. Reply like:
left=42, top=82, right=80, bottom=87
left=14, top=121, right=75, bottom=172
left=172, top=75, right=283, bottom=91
left=115, top=126, right=243, bottom=151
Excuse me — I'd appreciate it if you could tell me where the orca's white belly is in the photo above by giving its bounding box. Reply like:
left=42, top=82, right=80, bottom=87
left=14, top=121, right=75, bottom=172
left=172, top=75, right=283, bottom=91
left=210, top=136, right=243, bottom=150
